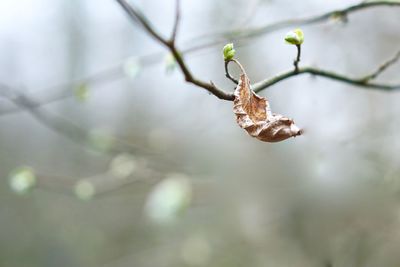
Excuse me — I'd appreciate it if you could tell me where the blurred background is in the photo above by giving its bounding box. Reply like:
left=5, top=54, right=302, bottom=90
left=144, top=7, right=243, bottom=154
left=1, top=0, right=400, bottom=266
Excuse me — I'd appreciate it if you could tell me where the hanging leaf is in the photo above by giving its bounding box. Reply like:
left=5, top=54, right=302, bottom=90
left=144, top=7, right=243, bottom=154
left=233, top=68, right=302, bottom=142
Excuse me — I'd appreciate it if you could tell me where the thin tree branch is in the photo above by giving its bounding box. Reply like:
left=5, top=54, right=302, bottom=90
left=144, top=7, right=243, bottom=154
left=217, top=0, right=400, bottom=40
left=294, top=44, right=301, bottom=72
left=360, top=49, right=400, bottom=82
left=170, top=0, right=181, bottom=43
left=114, top=0, right=234, bottom=101
left=114, top=0, right=169, bottom=46
left=35, top=167, right=162, bottom=199
left=252, top=66, right=400, bottom=94
left=224, top=60, right=239, bottom=85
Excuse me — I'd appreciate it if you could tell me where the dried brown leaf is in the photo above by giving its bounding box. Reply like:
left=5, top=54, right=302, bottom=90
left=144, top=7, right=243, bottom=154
left=233, top=72, right=302, bottom=142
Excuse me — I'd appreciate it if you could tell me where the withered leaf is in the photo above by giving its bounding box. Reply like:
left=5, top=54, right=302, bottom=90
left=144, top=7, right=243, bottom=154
left=233, top=71, right=302, bottom=142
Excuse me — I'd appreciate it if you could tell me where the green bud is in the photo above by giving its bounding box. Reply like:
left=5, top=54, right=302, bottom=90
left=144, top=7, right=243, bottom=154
left=284, top=29, right=304, bottom=45
left=223, top=43, right=236, bottom=61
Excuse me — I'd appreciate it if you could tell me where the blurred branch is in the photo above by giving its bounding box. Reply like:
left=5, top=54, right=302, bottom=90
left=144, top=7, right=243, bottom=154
left=215, top=0, right=400, bottom=40
left=35, top=167, right=162, bottom=199
left=0, top=52, right=163, bottom=116
left=233, top=0, right=261, bottom=28
left=0, top=83, right=158, bottom=157
left=0, top=85, right=188, bottom=199
left=0, top=44, right=222, bottom=116
left=170, top=0, right=181, bottom=44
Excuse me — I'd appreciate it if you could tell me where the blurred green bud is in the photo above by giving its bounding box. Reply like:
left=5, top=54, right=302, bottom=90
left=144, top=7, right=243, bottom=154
left=145, top=173, right=192, bottom=224
left=9, top=166, right=36, bottom=195
left=88, top=129, right=115, bottom=152
left=223, top=43, right=235, bottom=61
left=123, top=57, right=141, bottom=79
left=109, top=153, right=136, bottom=179
left=74, top=83, right=89, bottom=102
left=284, top=29, right=304, bottom=45
left=74, top=180, right=95, bottom=201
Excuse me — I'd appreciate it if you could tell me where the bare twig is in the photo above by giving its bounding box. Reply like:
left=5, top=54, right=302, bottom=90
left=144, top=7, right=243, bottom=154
left=115, top=0, right=234, bottom=100
left=170, top=0, right=181, bottom=43
left=360, top=49, right=400, bottom=82
left=115, top=0, right=168, bottom=46
left=252, top=66, right=400, bottom=94
left=294, top=44, right=301, bottom=72
left=0, top=66, right=124, bottom=116
left=212, top=0, right=400, bottom=41
left=224, top=60, right=239, bottom=85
